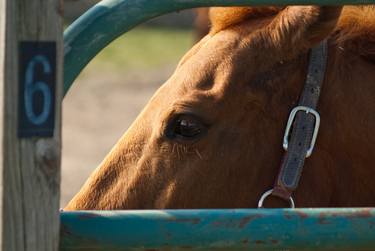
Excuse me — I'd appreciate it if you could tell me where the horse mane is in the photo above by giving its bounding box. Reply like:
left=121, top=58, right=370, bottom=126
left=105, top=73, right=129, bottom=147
left=209, top=6, right=375, bottom=59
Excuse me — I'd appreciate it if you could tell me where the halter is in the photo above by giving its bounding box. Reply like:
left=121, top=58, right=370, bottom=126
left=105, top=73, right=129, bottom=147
left=258, top=40, right=328, bottom=208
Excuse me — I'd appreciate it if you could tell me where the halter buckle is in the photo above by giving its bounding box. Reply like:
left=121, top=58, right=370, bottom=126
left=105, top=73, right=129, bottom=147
left=282, top=106, right=320, bottom=158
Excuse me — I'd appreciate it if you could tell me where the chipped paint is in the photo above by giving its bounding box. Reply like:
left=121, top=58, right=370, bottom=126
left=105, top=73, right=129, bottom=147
left=60, top=209, right=375, bottom=250
left=295, top=209, right=309, bottom=219
left=238, top=215, right=260, bottom=228
left=76, top=212, right=98, bottom=220
left=168, top=217, right=201, bottom=225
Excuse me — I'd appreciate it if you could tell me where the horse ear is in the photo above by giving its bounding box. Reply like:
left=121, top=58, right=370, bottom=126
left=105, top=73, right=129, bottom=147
left=266, top=6, right=342, bottom=57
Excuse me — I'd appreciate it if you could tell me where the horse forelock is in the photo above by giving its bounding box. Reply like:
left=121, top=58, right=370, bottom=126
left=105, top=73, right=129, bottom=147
left=209, top=6, right=375, bottom=47
left=209, top=7, right=282, bottom=34
left=335, top=6, right=375, bottom=61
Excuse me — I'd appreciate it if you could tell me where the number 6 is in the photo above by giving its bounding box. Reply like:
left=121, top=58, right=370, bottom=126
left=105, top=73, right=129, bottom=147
left=24, top=55, right=52, bottom=125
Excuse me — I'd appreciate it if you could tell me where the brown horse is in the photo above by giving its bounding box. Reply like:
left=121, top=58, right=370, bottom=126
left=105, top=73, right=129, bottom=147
left=65, top=6, right=375, bottom=210
left=194, top=8, right=210, bottom=41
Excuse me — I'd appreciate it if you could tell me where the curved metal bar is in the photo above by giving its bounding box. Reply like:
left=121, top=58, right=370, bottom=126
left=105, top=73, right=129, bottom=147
left=63, top=0, right=375, bottom=95
left=258, top=189, right=295, bottom=208
left=60, top=208, right=375, bottom=250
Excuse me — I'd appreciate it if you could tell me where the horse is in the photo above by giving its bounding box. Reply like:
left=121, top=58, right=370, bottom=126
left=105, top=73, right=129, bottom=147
left=65, top=5, right=375, bottom=210
left=194, top=8, right=210, bottom=41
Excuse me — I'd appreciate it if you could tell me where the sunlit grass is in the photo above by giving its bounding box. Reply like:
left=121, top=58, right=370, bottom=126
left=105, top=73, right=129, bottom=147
left=88, top=26, right=194, bottom=71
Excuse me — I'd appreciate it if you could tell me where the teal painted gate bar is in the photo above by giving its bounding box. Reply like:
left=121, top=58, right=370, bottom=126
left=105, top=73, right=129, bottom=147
left=63, top=0, right=375, bottom=95
left=61, top=208, right=375, bottom=250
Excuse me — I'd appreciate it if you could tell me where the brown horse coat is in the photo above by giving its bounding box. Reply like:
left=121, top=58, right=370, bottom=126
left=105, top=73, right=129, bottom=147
left=65, top=6, right=375, bottom=210
left=194, top=8, right=210, bottom=41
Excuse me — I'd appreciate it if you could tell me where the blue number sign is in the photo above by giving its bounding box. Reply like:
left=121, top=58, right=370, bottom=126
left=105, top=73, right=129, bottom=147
left=18, top=42, right=56, bottom=137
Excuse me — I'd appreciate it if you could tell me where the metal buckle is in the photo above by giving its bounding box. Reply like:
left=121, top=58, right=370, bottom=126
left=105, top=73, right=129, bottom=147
left=258, top=189, right=295, bottom=208
left=282, top=106, right=320, bottom=158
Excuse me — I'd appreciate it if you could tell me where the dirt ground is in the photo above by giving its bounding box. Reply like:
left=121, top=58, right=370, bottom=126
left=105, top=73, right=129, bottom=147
left=61, top=65, right=175, bottom=207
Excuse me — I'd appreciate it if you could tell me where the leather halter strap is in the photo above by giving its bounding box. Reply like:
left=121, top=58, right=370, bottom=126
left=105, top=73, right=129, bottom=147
left=272, top=40, right=328, bottom=202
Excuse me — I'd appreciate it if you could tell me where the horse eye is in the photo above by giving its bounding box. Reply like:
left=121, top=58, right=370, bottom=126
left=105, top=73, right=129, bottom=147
left=167, top=115, right=206, bottom=141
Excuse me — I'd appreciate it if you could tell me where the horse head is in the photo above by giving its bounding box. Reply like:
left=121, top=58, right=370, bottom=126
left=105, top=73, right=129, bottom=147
left=65, top=6, right=375, bottom=210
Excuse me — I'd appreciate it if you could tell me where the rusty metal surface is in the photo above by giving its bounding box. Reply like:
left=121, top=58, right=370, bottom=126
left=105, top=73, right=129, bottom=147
left=60, top=208, right=375, bottom=250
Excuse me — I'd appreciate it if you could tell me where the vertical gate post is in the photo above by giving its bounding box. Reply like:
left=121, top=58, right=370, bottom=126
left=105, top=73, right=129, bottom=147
left=0, top=0, right=63, bottom=250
